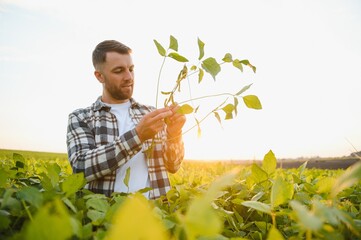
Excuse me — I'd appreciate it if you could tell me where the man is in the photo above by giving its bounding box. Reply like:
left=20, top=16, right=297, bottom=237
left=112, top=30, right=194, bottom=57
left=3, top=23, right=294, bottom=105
left=66, top=40, right=186, bottom=199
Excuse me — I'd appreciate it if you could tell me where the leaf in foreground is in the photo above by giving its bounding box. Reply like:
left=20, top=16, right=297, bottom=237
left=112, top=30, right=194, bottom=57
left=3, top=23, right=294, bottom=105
left=289, top=200, right=323, bottom=231
left=331, top=161, right=361, bottom=198
left=267, top=226, right=285, bottom=240
left=106, top=193, right=168, bottom=240
left=24, top=199, right=73, bottom=240
left=183, top=169, right=239, bottom=238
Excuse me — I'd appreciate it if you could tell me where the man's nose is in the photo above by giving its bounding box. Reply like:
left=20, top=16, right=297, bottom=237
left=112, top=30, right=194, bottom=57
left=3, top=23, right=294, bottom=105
left=124, top=70, right=133, bottom=80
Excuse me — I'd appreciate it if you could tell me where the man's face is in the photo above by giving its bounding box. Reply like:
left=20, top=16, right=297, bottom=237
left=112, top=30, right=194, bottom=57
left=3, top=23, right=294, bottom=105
left=96, top=52, right=135, bottom=104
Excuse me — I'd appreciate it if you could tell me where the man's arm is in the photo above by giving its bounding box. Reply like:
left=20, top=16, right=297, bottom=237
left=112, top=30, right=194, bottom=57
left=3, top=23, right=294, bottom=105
left=162, top=105, right=186, bottom=173
left=163, top=135, right=185, bottom=173
left=66, top=113, right=142, bottom=182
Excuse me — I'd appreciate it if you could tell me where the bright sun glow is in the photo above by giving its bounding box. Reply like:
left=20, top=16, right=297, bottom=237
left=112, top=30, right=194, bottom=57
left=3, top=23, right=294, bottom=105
left=1, top=0, right=361, bottom=160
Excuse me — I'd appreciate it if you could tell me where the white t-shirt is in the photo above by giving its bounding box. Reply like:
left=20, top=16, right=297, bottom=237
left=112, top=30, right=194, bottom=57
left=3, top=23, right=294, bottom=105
left=107, top=101, right=150, bottom=198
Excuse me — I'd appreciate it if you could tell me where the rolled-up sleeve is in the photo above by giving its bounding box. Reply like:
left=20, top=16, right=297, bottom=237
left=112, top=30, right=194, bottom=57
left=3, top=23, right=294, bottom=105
left=162, top=135, right=184, bottom=174
left=66, top=113, right=142, bottom=182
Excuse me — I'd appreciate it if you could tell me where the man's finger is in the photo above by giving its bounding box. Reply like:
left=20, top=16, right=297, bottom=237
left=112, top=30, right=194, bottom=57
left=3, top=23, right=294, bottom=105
left=151, top=110, right=172, bottom=121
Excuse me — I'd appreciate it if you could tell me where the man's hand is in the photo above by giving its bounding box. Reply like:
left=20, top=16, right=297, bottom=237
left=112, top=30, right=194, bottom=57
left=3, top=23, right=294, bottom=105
left=165, top=104, right=186, bottom=140
left=136, top=108, right=173, bottom=142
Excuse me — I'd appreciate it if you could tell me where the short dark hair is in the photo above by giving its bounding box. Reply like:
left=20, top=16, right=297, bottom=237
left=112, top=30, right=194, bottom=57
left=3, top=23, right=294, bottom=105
left=92, top=40, right=132, bottom=68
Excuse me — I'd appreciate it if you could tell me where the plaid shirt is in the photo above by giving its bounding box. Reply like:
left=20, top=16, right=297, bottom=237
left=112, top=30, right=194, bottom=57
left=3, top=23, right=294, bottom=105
left=66, top=97, right=184, bottom=199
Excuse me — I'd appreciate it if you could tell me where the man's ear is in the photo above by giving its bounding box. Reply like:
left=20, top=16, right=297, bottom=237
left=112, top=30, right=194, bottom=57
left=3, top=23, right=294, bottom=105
left=94, top=70, right=104, bottom=83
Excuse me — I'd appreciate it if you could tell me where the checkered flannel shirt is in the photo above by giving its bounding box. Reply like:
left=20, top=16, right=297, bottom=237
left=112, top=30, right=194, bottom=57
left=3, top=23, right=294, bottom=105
left=66, top=97, right=184, bottom=199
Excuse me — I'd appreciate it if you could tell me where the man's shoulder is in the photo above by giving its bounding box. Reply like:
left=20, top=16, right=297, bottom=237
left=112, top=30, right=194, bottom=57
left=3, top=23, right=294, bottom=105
left=69, top=105, right=93, bottom=116
left=68, top=97, right=106, bottom=119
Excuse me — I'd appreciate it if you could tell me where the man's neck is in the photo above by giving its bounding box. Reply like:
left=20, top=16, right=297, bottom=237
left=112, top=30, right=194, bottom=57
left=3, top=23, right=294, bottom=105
left=101, top=95, right=130, bottom=104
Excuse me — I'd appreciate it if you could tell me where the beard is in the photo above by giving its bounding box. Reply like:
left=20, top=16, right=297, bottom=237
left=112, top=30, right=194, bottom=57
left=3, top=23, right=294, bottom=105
left=103, top=77, right=134, bottom=101
left=106, top=84, right=133, bottom=101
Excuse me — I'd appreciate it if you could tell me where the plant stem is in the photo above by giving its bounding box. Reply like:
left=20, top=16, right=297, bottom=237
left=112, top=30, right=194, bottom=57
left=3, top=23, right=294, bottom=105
left=271, top=212, right=276, bottom=227
left=178, top=93, right=235, bottom=105
left=156, top=55, right=167, bottom=108
left=21, top=200, right=33, bottom=222
left=181, top=97, right=229, bottom=136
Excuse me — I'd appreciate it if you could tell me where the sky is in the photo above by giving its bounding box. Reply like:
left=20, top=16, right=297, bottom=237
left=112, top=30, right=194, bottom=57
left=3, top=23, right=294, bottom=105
left=1, top=0, right=361, bottom=160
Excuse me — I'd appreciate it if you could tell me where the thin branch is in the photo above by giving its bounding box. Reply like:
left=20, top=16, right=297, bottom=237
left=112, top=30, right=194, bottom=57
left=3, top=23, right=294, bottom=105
left=156, top=55, right=167, bottom=108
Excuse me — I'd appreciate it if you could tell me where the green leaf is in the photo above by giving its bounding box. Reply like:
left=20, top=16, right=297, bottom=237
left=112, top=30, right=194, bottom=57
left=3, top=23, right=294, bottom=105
left=214, top=112, right=222, bottom=125
left=2, top=189, right=21, bottom=215
left=232, top=59, right=243, bottom=72
left=316, top=177, right=336, bottom=194
left=87, top=209, right=105, bottom=225
left=198, top=68, right=204, bottom=83
left=86, top=198, right=110, bottom=213
left=24, top=199, right=73, bottom=240
left=262, top=150, right=277, bottom=175
left=0, top=169, right=8, bottom=187
left=167, top=52, right=189, bottom=62
left=267, top=226, right=285, bottom=240
left=234, top=97, right=239, bottom=116
left=236, top=83, right=253, bottom=96
left=241, top=201, right=272, bottom=215
left=183, top=169, right=239, bottom=238
left=13, top=153, right=25, bottom=163
left=61, top=172, right=86, bottom=197
left=241, top=59, right=257, bottom=73
left=240, top=59, right=250, bottom=65
left=201, top=57, right=221, bottom=80
left=185, top=198, right=223, bottom=238
left=46, top=163, right=61, bottom=188
left=0, top=214, right=10, bottom=231
left=222, top=104, right=234, bottom=114
left=196, top=118, right=201, bottom=138
left=13, top=153, right=25, bottom=168
left=153, top=39, right=166, bottom=56
left=290, top=200, right=323, bottom=231
left=331, top=206, right=360, bottom=235
left=177, top=104, right=194, bottom=114
left=190, top=65, right=197, bottom=71
left=297, top=161, right=308, bottom=176
left=206, top=168, right=239, bottom=201
left=198, top=37, right=205, bottom=60
left=194, top=105, right=200, bottom=113
left=169, top=35, right=178, bottom=51
left=222, top=53, right=233, bottom=62
left=225, top=112, right=233, bottom=120
left=17, top=186, right=43, bottom=209
left=107, top=193, right=168, bottom=240
left=243, top=95, right=262, bottom=109
left=124, top=167, right=131, bottom=190
left=222, top=104, right=235, bottom=120
left=331, top=162, right=361, bottom=198
left=271, top=177, right=294, bottom=209
left=250, top=163, right=268, bottom=183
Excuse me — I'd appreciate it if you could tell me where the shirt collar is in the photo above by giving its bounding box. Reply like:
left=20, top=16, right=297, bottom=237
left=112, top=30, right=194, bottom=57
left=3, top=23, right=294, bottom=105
left=92, top=96, right=140, bottom=111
